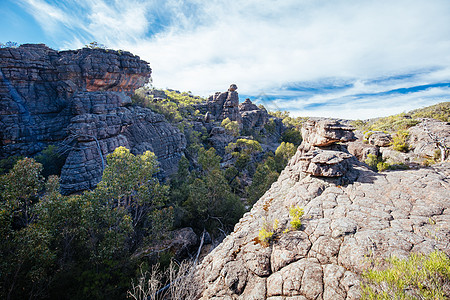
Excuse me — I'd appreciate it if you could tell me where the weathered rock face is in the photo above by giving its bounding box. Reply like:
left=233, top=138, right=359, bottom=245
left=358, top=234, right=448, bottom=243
left=208, top=126, right=235, bottom=157
left=348, top=119, right=450, bottom=165
left=207, top=84, right=241, bottom=123
left=365, top=131, right=392, bottom=147
left=289, top=119, right=358, bottom=182
left=0, top=44, right=185, bottom=194
left=196, top=120, right=450, bottom=299
left=239, top=98, right=269, bottom=132
left=408, top=119, right=450, bottom=159
left=347, top=140, right=379, bottom=161
left=301, top=119, right=356, bottom=147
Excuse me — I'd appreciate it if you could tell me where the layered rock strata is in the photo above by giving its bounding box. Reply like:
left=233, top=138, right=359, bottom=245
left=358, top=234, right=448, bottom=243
left=0, top=44, right=185, bottom=194
left=196, top=120, right=450, bottom=299
left=289, top=120, right=358, bottom=182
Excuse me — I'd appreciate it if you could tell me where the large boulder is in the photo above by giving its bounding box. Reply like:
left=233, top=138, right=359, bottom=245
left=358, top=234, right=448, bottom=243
left=0, top=44, right=185, bottom=194
left=302, top=119, right=356, bottom=147
left=365, top=131, right=392, bottom=147
left=347, top=140, right=379, bottom=161
left=239, top=98, right=270, bottom=133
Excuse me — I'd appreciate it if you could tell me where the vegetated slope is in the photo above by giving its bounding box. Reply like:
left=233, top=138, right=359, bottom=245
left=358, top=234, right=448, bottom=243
left=131, top=86, right=304, bottom=213
left=196, top=119, right=450, bottom=299
left=348, top=102, right=450, bottom=171
left=351, top=101, right=450, bottom=132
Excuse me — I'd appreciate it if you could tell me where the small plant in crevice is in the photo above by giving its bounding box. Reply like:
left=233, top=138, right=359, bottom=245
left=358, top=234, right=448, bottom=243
left=289, top=206, right=304, bottom=230
left=364, top=154, right=409, bottom=172
left=258, top=218, right=278, bottom=246
left=423, top=149, right=443, bottom=166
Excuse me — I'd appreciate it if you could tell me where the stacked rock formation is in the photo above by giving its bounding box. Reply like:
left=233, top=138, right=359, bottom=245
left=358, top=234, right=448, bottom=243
left=0, top=44, right=185, bottom=194
left=196, top=120, right=450, bottom=299
left=207, top=84, right=241, bottom=123
left=289, top=119, right=358, bottom=181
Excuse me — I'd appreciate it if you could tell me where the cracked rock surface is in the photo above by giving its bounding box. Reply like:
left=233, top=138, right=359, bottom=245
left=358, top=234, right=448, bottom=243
left=196, top=120, right=450, bottom=300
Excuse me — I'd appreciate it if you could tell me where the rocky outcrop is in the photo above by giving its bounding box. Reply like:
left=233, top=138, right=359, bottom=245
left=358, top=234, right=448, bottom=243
left=239, top=98, right=269, bottom=132
left=408, top=119, right=450, bottom=160
left=0, top=44, right=185, bottom=194
left=207, top=84, right=241, bottom=123
left=196, top=120, right=450, bottom=299
left=301, top=119, right=356, bottom=147
left=347, top=141, right=379, bottom=161
left=208, top=126, right=235, bottom=157
left=348, top=119, right=450, bottom=165
left=289, top=119, right=357, bottom=182
left=365, top=131, right=392, bottom=147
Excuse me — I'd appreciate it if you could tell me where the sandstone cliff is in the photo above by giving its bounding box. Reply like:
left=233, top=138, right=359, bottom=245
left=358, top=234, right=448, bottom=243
left=196, top=119, right=450, bottom=299
left=0, top=44, right=185, bottom=194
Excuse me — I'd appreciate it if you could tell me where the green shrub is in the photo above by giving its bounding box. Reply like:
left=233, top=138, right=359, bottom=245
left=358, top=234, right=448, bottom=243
left=351, top=120, right=370, bottom=131
left=392, top=130, right=409, bottom=152
left=376, top=161, right=390, bottom=172
left=362, top=251, right=450, bottom=300
left=221, top=118, right=239, bottom=137
left=369, top=114, right=420, bottom=132
left=289, top=206, right=304, bottom=230
left=281, top=128, right=302, bottom=146
left=0, top=155, right=23, bottom=175
left=258, top=218, right=278, bottom=245
left=264, top=119, right=277, bottom=134
left=410, top=102, right=450, bottom=122
left=365, top=154, right=380, bottom=171
left=35, top=145, right=66, bottom=177
left=247, top=157, right=280, bottom=206
left=274, top=142, right=296, bottom=172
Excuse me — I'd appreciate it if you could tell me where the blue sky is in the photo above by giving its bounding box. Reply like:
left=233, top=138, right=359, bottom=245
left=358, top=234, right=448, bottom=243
left=1, top=0, right=450, bottom=119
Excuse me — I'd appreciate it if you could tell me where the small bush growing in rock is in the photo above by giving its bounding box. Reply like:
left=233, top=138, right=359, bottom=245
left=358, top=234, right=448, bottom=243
left=361, top=250, right=450, bottom=299
left=221, top=118, right=239, bottom=137
left=391, top=130, right=409, bottom=152
left=0, top=41, right=19, bottom=48
left=365, top=154, right=405, bottom=172
left=289, top=206, right=304, bottom=230
left=258, top=218, right=278, bottom=245
left=365, top=154, right=380, bottom=170
left=84, top=41, right=107, bottom=49
left=376, top=161, right=390, bottom=172
left=35, top=145, right=66, bottom=177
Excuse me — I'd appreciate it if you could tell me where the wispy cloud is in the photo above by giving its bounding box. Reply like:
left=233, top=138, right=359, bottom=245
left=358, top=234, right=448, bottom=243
left=14, top=0, right=450, bottom=118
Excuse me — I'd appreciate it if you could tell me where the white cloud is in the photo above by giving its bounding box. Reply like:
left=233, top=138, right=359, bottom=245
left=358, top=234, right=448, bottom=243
left=17, top=0, right=450, bottom=118
left=280, top=86, right=450, bottom=120
left=18, top=0, right=81, bottom=34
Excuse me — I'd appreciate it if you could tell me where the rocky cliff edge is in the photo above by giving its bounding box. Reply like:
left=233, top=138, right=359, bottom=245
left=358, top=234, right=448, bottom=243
left=0, top=44, right=185, bottom=194
left=196, top=119, right=450, bottom=299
